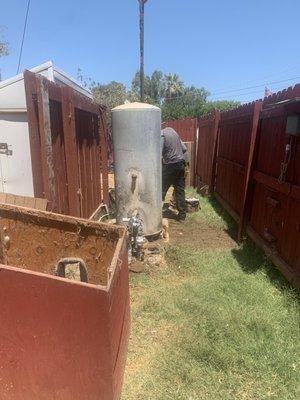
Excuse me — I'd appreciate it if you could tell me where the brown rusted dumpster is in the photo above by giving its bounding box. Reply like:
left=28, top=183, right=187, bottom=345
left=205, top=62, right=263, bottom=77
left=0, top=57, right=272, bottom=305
left=0, top=204, right=130, bottom=400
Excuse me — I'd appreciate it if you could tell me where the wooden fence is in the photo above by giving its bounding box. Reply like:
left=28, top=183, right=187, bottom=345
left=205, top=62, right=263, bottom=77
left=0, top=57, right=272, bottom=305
left=24, top=70, right=109, bottom=219
left=162, top=118, right=198, bottom=185
left=162, top=118, right=198, bottom=142
left=196, top=111, right=220, bottom=195
left=193, top=85, right=300, bottom=289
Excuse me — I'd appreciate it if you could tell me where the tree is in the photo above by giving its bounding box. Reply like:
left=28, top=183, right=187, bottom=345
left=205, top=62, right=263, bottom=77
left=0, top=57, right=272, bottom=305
left=129, top=70, right=165, bottom=105
left=200, top=100, right=241, bottom=115
left=0, top=41, right=8, bottom=57
left=0, top=28, right=9, bottom=57
left=92, top=82, right=127, bottom=166
left=92, top=81, right=127, bottom=111
left=0, top=29, right=9, bottom=81
left=162, top=85, right=209, bottom=120
left=90, top=70, right=239, bottom=122
left=92, top=80, right=127, bottom=138
left=164, top=73, right=184, bottom=100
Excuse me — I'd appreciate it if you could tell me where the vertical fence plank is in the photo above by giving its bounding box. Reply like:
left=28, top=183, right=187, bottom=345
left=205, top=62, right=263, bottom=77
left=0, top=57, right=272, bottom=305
left=196, top=110, right=220, bottom=194
left=61, top=87, right=81, bottom=217
left=238, top=101, right=262, bottom=241
left=36, top=76, right=57, bottom=210
left=209, top=110, right=221, bottom=193
left=23, top=71, right=44, bottom=198
left=99, top=109, right=109, bottom=205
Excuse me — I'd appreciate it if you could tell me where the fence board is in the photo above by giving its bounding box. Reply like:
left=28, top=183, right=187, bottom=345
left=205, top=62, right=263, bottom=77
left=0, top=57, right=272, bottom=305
left=24, top=71, right=44, bottom=198
left=162, top=118, right=198, bottom=142
left=162, top=118, right=198, bottom=187
left=196, top=110, right=220, bottom=194
left=61, top=86, right=80, bottom=217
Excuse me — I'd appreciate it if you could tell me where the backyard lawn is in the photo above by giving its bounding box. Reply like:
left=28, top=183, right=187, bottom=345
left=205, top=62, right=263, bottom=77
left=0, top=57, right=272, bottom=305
left=122, top=190, right=300, bottom=400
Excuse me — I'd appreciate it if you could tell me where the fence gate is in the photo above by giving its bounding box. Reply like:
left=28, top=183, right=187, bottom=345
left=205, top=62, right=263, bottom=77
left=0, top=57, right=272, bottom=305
left=24, top=70, right=109, bottom=218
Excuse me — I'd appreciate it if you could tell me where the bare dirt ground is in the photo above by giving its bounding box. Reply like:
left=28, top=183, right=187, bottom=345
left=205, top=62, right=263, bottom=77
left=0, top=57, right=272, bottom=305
left=169, top=218, right=238, bottom=251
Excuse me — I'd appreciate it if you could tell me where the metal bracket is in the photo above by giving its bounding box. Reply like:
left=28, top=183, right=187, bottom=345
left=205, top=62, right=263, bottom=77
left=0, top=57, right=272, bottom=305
left=0, top=143, right=13, bottom=156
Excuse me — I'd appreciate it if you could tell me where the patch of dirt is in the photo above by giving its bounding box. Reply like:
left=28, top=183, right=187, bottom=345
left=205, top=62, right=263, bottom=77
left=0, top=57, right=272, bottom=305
left=169, top=219, right=238, bottom=251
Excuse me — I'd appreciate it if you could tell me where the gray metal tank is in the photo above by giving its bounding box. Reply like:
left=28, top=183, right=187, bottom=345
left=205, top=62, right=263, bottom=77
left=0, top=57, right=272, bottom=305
left=112, top=102, right=162, bottom=236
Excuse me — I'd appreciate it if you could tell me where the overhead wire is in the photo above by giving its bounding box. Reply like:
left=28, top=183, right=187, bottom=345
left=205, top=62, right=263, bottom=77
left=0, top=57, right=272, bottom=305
left=209, top=76, right=300, bottom=96
left=17, top=0, right=31, bottom=74
left=163, top=76, right=300, bottom=102
left=209, top=64, right=300, bottom=91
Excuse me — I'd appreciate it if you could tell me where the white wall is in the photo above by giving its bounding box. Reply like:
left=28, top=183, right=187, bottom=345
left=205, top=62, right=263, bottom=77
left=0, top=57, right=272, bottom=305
left=0, top=79, right=27, bottom=110
left=0, top=112, right=34, bottom=196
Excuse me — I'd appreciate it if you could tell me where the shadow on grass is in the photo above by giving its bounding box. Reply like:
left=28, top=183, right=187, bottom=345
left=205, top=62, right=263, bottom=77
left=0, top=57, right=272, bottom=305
left=231, top=240, right=299, bottom=295
left=207, top=196, right=298, bottom=295
left=207, top=196, right=238, bottom=241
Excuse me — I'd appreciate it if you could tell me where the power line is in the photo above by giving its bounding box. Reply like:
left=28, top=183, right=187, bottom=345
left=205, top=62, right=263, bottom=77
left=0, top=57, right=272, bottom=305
left=209, top=85, right=287, bottom=101
left=17, top=0, right=31, bottom=74
left=163, top=76, right=300, bottom=102
left=209, top=76, right=300, bottom=96
left=211, top=64, right=300, bottom=91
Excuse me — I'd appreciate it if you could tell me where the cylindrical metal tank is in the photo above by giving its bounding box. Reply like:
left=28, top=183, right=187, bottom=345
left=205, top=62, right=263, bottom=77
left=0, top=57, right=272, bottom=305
left=112, top=102, right=162, bottom=236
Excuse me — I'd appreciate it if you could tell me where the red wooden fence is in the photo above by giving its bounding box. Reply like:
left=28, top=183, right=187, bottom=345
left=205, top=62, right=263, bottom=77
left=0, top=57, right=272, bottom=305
left=194, top=85, right=300, bottom=289
left=162, top=118, right=198, bottom=142
left=162, top=118, right=198, bottom=186
left=248, top=85, right=300, bottom=287
left=196, top=110, right=220, bottom=194
left=214, top=101, right=262, bottom=239
left=24, top=70, right=109, bottom=219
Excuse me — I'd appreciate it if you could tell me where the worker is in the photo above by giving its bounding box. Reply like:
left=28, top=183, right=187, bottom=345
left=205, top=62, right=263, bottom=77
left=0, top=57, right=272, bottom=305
left=161, top=127, right=187, bottom=221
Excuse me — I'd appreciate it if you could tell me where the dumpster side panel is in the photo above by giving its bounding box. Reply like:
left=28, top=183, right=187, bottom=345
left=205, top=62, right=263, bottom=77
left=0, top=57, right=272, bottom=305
left=0, top=266, right=114, bottom=400
left=0, top=205, right=121, bottom=286
left=107, top=240, right=130, bottom=399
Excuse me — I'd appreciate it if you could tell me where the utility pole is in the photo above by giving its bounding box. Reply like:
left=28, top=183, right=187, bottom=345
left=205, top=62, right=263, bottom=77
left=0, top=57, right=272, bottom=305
left=139, top=0, right=148, bottom=102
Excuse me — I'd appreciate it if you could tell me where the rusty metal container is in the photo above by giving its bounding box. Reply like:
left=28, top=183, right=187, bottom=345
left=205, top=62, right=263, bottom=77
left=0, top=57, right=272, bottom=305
left=112, top=102, right=162, bottom=236
left=0, top=204, right=129, bottom=400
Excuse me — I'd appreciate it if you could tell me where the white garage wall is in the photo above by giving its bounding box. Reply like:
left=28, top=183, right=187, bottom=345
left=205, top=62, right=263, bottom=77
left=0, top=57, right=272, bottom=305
left=0, top=112, right=34, bottom=196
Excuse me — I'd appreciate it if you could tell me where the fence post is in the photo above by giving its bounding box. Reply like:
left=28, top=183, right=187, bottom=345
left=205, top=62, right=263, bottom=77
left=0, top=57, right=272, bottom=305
left=61, top=87, right=81, bottom=217
left=238, top=101, right=262, bottom=241
left=209, top=110, right=221, bottom=194
left=99, top=108, right=109, bottom=205
left=36, top=75, right=57, bottom=211
left=24, top=71, right=44, bottom=198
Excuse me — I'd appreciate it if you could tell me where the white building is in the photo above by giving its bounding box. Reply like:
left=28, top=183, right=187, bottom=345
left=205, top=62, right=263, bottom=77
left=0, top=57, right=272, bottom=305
left=0, top=61, right=92, bottom=197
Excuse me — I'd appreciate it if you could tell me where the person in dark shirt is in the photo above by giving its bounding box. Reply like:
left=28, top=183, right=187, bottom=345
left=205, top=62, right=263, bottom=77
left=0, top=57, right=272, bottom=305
left=161, top=127, right=187, bottom=221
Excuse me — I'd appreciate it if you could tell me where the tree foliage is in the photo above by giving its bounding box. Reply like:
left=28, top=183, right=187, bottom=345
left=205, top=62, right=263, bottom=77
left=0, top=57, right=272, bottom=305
left=92, top=81, right=127, bottom=111
left=128, top=70, right=210, bottom=119
left=0, top=28, right=8, bottom=58
left=89, top=69, right=240, bottom=122
left=200, top=100, right=241, bottom=115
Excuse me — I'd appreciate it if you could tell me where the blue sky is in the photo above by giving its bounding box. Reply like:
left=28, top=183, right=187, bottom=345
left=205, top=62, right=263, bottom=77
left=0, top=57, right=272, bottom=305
left=1, top=0, right=300, bottom=102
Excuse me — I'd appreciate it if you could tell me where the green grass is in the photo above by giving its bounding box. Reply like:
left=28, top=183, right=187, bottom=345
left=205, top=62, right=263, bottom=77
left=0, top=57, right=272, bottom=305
left=122, top=193, right=300, bottom=400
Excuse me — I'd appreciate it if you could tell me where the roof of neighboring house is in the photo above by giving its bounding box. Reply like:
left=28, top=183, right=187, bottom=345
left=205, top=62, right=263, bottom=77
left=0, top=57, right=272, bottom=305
left=0, top=61, right=92, bottom=112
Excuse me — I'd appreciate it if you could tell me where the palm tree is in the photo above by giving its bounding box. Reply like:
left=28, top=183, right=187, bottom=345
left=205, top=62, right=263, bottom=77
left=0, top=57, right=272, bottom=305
left=138, top=0, right=148, bottom=102
left=164, top=73, right=184, bottom=100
